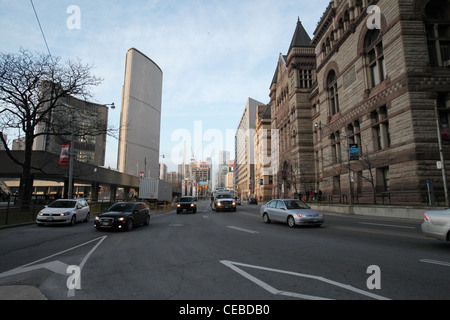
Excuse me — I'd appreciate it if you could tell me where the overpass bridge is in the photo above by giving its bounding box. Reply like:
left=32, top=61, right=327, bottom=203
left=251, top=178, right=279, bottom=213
left=0, top=150, right=140, bottom=202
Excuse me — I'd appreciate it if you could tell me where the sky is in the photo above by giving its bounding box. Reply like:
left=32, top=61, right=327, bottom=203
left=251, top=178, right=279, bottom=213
left=0, top=0, right=330, bottom=172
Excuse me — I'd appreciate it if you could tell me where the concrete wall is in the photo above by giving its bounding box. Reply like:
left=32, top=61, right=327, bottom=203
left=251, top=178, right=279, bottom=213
left=310, top=203, right=428, bottom=221
left=118, top=48, right=163, bottom=179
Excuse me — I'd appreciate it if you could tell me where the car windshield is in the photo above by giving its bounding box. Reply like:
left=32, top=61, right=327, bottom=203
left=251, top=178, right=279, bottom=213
left=47, top=200, right=76, bottom=208
left=217, top=194, right=231, bottom=199
left=180, top=197, right=194, bottom=202
left=284, top=200, right=310, bottom=210
left=107, top=203, right=135, bottom=212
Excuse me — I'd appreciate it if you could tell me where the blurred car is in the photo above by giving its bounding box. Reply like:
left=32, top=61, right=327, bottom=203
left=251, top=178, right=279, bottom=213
left=177, top=196, right=197, bottom=214
left=36, top=199, right=90, bottom=226
left=94, top=202, right=150, bottom=231
left=234, top=197, right=241, bottom=205
left=421, top=209, right=450, bottom=241
left=247, top=198, right=258, bottom=205
left=260, top=199, right=323, bottom=228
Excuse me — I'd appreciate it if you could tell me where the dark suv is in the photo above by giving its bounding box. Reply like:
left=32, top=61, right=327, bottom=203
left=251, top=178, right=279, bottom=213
left=177, top=196, right=197, bottom=214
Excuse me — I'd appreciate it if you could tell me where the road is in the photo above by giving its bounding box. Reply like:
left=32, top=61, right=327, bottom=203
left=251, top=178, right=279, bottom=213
left=0, top=200, right=449, bottom=303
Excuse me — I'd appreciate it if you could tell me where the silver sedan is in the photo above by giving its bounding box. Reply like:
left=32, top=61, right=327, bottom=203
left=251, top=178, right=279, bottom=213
left=260, top=199, right=324, bottom=228
left=422, top=209, right=450, bottom=241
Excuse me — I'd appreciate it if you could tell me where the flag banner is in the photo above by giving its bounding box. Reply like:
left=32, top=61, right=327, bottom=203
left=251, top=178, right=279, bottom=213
left=58, top=143, right=70, bottom=167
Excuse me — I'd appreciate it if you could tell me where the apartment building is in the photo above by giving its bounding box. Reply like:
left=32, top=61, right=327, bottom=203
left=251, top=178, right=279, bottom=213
left=254, top=104, right=273, bottom=201
left=235, top=98, right=264, bottom=199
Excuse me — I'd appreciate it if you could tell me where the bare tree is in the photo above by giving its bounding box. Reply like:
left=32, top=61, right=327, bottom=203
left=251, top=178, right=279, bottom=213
left=0, top=49, right=112, bottom=206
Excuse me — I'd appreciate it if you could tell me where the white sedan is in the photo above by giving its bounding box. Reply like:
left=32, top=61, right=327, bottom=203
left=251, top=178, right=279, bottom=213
left=36, top=199, right=90, bottom=226
left=422, top=209, right=450, bottom=241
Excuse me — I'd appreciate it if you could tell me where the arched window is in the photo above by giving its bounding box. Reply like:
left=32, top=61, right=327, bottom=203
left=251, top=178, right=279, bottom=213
left=344, top=11, right=350, bottom=30
left=424, top=0, right=450, bottom=67
left=365, top=29, right=385, bottom=88
left=327, top=70, right=339, bottom=115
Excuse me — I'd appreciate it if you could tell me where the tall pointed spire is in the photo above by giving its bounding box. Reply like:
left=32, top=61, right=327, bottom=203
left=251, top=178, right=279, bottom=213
left=288, top=18, right=314, bottom=52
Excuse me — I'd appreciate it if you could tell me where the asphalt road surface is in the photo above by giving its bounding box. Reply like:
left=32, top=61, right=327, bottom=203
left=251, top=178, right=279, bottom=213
left=0, top=200, right=449, bottom=303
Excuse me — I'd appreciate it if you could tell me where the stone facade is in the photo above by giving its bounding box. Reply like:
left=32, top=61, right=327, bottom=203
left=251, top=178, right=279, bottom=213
left=254, top=104, right=273, bottom=201
left=310, top=0, right=450, bottom=204
left=263, top=0, right=450, bottom=204
left=269, top=20, right=317, bottom=199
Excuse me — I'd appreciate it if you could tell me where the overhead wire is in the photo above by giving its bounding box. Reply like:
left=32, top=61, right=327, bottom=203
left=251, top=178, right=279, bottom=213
left=29, top=0, right=52, bottom=59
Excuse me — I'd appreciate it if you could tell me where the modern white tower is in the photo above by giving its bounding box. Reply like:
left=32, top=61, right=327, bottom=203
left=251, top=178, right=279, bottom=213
left=118, top=48, right=163, bottom=178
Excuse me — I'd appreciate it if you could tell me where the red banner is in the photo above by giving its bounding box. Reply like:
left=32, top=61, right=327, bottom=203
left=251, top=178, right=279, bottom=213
left=58, top=143, right=70, bottom=167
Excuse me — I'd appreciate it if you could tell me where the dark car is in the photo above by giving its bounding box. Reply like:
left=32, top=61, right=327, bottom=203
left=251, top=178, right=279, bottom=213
left=247, top=198, right=258, bottom=205
left=177, top=196, right=197, bottom=214
left=94, top=202, right=150, bottom=231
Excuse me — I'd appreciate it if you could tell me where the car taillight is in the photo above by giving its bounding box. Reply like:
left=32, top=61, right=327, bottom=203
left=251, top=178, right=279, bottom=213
left=424, top=213, right=430, bottom=222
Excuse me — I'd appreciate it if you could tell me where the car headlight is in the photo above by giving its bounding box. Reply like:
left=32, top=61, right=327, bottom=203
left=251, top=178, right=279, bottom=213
left=296, top=213, right=306, bottom=218
left=95, top=216, right=100, bottom=221
left=177, top=204, right=181, bottom=207
left=118, top=217, right=125, bottom=221
left=61, top=211, right=72, bottom=216
left=190, top=204, right=195, bottom=207
left=217, top=202, right=222, bottom=206
left=232, top=201, right=236, bottom=205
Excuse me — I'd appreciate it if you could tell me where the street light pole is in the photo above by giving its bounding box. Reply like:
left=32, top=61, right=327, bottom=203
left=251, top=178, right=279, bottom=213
left=434, top=100, right=449, bottom=207
left=67, top=102, right=115, bottom=199
left=315, top=122, right=353, bottom=205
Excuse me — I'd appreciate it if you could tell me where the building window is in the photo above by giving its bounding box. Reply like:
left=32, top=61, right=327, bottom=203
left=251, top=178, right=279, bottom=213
left=371, top=106, right=391, bottom=151
left=347, top=121, right=361, bottom=158
left=327, top=70, right=339, bottom=116
left=376, top=167, right=390, bottom=192
left=424, top=0, right=450, bottom=67
left=299, top=70, right=313, bottom=89
left=365, top=29, right=385, bottom=88
left=331, top=132, right=341, bottom=163
left=333, top=175, right=341, bottom=194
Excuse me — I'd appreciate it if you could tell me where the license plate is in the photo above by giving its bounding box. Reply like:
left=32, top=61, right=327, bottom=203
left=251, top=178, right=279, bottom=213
left=183, top=209, right=186, bottom=212
left=47, top=217, right=54, bottom=221
left=102, top=222, right=110, bottom=226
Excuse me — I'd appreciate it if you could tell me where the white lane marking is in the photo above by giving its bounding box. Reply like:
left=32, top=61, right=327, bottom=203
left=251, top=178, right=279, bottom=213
left=220, top=260, right=390, bottom=300
left=420, top=259, right=450, bottom=267
left=359, top=222, right=416, bottom=229
left=0, top=236, right=107, bottom=297
left=227, top=226, right=259, bottom=234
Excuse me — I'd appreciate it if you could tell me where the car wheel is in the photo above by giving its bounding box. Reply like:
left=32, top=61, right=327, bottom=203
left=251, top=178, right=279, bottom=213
left=287, top=215, right=296, bottom=228
left=84, top=212, right=90, bottom=222
left=125, top=219, right=133, bottom=231
left=144, top=215, right=150, bottom=226
left=69, top=215, right=76, bottom=226
left=263, top=213, right=270, bottom=223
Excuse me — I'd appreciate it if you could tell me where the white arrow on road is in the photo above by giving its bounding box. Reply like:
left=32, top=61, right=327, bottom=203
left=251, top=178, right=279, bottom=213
left=220, top=260, right=390, bottom=300
left=0, top=236, right=107, bottom=297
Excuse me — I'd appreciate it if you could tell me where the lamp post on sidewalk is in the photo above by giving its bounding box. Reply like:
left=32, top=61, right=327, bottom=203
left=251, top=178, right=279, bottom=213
left=434, top=99, right=449, bottom=207
left=315, top=122, right=353, bottom=205
left=67, top=103, right=115, bottom=199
